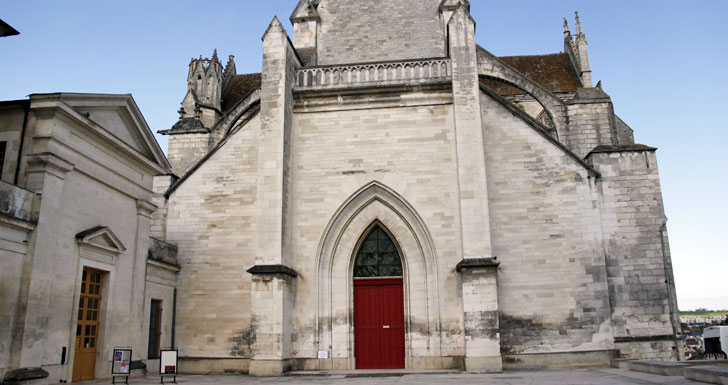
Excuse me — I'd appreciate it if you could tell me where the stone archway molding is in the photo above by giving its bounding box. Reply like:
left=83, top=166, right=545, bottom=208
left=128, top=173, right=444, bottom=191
left=314, top=181, right=442, bottom=369
left=476, top=45, right=568, bottom=136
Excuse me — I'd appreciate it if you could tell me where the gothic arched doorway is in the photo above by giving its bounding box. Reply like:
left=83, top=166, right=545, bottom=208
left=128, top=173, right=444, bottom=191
left=353, top=224, right=405, bottom=369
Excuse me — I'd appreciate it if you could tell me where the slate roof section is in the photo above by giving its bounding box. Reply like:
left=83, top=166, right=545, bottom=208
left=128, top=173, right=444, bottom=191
left=221, top=73, right=262, bottom=113
left=480, top=53, right=582, bottom=96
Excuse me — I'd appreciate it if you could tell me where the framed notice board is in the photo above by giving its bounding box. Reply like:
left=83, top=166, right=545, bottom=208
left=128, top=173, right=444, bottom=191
left=159, top=349, right=178, bottom=383
left=111, top=347, right=132, bottom=384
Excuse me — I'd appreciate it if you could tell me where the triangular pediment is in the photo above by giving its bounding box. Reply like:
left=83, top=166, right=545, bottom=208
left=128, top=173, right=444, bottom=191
left=56, top=93, right=170, bottom=172
left=291, top=0, right=320, bottom=23
left=75, top=106, right=152, bottom=157
left=76, top=226, right=126, bottom=255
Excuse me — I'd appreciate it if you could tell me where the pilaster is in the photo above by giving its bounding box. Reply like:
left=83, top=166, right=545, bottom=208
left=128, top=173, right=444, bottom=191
left=456, top=258, right=502, bottom=372
left=128, top=199, right=156, bottom=355
left=12, top=152, right=73, bottom=369
left=249, top=16, right=300, bottom=376
left=447, top=5, right=494, bottom=260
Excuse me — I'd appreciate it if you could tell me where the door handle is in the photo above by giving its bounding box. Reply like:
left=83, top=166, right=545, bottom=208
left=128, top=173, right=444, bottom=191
left=382, top=325, right=390, bottom=329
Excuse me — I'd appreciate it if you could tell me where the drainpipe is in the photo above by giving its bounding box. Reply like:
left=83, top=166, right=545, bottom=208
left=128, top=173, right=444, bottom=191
left=659, top=218, right=680, bottom=361
left=171, top=288, right=177, bottom=349
left=14, top=101, right=29, bottom=185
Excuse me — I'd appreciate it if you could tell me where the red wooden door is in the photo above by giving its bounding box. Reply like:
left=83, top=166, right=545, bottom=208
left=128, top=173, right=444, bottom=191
left=354, top=278, right=405, bottom=369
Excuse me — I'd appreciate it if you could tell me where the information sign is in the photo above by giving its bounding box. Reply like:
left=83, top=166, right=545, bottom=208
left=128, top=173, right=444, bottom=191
left=159, top=349, right=178, bottom=384
left=111, top=348, right=132, bottom=384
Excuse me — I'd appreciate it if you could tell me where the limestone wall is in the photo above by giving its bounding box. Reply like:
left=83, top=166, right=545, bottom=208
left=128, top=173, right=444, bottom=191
left=589, top=149, right=677, bottom=360
left=165, top=116, right=260, bottom=360
left=563, top=90, right=617, bottom=158
left=316, top=0, right=446, bottom=65
left=480, top=92, right=614, bottom=356
left=289, top=96, right=463, bottom=365
left=167, top=133, right=210, bottom=177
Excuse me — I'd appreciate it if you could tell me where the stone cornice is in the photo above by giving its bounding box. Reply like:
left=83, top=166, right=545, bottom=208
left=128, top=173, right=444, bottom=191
left=456, top=257, right=500, bottom=272
left=247, top=264, right=298, bottom=277
left=25, top=152, right=74, bottom=179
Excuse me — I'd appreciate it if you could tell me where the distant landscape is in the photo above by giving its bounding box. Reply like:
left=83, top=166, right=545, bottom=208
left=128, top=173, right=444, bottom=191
left=679, top=309, right=728, bottom=317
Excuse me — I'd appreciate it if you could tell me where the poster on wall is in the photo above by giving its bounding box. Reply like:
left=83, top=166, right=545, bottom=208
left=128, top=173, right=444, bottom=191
left=111, top=348, right=132, bottom=375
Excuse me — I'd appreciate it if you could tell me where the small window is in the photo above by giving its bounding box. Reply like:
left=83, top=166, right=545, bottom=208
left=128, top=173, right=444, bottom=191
left=353, top=225, right=403, bottom=278
left=148, top=300, right=162, bottom=359
left=0, top=141, right=6, bottom=179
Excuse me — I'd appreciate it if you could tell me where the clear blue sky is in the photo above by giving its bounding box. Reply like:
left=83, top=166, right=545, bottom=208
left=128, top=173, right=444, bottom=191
left=2, top=1, right=726, bottom=310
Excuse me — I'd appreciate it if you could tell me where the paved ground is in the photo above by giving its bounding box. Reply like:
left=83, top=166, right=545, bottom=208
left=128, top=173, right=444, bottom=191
left=92, top=368, right=705, bottom=385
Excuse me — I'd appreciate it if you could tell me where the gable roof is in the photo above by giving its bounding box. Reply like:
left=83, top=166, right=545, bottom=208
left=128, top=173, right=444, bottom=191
left=479, top=53, right=582, bottom=96
left=221, top=73, right=262, bottom=113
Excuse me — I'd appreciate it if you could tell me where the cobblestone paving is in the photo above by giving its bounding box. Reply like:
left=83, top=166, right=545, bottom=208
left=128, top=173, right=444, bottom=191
left=93, top=368, right=704, bottom=385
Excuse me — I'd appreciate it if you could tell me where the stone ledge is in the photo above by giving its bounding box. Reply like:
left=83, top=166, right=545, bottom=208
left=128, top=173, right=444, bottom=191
left=3, top=367, right=49, bottom=382
left=456, top=258, right=499, bottom=272
left=611, top=358, right=636, bottom=369
left=586, top=144, right=657, bottom=156
left=247, top=264, right=298, bottom=277
left=628, top=360, right=690, bottom=376
left=684, top=365, right=728, bottom=385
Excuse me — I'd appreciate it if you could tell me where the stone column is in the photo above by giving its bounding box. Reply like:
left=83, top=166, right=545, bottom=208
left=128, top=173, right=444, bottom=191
left=456, top=258, right=502, bottom=372
left=248, top=16, right=300, bottom=376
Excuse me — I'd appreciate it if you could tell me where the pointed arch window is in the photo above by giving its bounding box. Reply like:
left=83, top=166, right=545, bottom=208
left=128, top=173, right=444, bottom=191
left=354, top=225, right=403, bottom=278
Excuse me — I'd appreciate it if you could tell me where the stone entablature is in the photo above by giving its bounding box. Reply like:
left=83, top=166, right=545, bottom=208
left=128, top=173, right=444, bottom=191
left=296, top=58, right=451, bottom=89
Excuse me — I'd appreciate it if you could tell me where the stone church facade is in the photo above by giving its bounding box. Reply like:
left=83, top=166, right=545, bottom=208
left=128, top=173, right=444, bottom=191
left=152, top=0, right=680, bottom=376
left=0, top=0, right=680, bottom=382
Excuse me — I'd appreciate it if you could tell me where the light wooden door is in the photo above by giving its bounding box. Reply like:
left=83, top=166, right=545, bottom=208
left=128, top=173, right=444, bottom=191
left=72, top=268, right=102, bottom=382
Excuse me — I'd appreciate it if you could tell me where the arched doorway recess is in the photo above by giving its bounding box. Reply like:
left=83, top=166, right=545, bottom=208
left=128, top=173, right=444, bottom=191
left=353, top=223, right=405, bottom=369
left=315, top=181, right=442, bottom=369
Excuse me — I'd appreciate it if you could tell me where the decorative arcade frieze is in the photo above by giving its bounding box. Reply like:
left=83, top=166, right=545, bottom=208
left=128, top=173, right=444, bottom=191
left=295, top=58, right=451, bottom=89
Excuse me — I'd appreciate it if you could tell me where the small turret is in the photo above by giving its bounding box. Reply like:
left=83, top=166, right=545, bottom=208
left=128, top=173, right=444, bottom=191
left=290, top=0, right=320, bottom=66
left=179, top=49, right=223, bottom=128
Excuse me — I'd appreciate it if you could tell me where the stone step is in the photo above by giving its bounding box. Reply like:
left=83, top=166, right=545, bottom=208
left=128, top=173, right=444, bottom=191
left=684, top=366, right=728, bottom=385
left=628, top=360, right=691, bottom=376
left=628, top=359, right=728, bottom=377
left=287, top=369, right=463, bottom=377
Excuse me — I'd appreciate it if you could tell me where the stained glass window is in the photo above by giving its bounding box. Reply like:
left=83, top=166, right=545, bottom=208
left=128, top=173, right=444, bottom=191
left=354, top=226, right=403, bottom=278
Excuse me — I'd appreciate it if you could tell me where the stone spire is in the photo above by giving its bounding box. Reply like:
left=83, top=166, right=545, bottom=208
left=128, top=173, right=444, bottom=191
left=564, top=12, right=592, bottom=88
left=222, top=55, right=236, bottom=91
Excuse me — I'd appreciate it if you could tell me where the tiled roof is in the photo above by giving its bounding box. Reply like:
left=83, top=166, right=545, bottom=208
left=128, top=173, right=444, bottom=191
left=480, top=53, right=582, bottom=96
left=221, top=73, right=262, bottom=113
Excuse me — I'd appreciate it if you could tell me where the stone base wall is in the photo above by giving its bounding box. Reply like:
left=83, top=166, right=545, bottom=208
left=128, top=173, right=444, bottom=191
left=615, top=340, right=677, bottom=361
left=502, top=350, right=615, bottom=370
left=178, top=357, right=249, bottom=375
